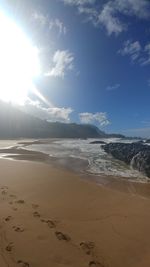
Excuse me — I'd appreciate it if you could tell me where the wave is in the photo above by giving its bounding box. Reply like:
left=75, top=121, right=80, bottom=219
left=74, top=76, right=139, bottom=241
left=25, top=138, right=147, bottom=181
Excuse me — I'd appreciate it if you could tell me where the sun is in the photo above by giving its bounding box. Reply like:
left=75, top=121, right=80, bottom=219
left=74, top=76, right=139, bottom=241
left=0, top=11, right=40, bottom=104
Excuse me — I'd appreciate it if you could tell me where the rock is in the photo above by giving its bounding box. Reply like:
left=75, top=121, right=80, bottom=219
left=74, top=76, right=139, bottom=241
left=89, top=141, right=106, bottom=144
left=103, top=142, right=150, bottom=177
left=131, top=150, right=150, bottom=177
left=103, top=142, right=147, bottom=163
left=146, top=139, right=150, bottom=143
left=135, top=140, right=144, bottom=144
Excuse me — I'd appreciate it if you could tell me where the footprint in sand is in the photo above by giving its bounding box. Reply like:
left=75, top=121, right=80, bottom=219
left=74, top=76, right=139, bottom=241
left=89, top=261, right=105, bottom=267
left=33, top=211, right=41, bottom=218
left=1, top=190, right=7, bottom=195
left=4, top=216, right=12, bottom=222
left=13, top=226, right=24, bottom=232
left=41, top=219, right=56, bottom=228
left=17, top=260, right=30, bottom=267
left=1, top=186, right=8, bottom=195
left=5, top=242, right=13, bottom=252
left=32, top=204, right=39, bottom=209
left=55, top=231, right=71, bottom=241
left=80, top=241, right=95, bottom=255
left=9, top=194, right=17, bottom=199
left=16, top=200, right=25, bottom=204
left=12, top=207, right=18, bottom=211
left=1, top=186, right=8, bottom=190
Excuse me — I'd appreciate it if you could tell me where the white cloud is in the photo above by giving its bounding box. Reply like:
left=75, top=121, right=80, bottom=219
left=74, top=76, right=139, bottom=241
left=145, top=43, right=150, bottom=55
left=79, top=112, right=110, bottom=127
left=99, top=0, right=150, bottom=35
left=32, top=12, right=48, bottom=26
left=78, top=6, right=98, bottom=25
left=141, top=43, right=150, bottom=66
left=32, top=12, right=67, bottom=36
left=49, top=19, right=67, bottom=35
left=45, top=50, right=74, bottom=78
left=46, top=107, right=73, bottom=122
left=62, top=0, right=95, bottom=6
left=98, top=2, right=125, bottom=36
left=119, top=40, right=150, bottom=66
left=106, top=83, right=120, bottom=91
left=61, top=0, right=150, bottom=36
left=115, top=0, right=150, bottom=19
left=20, top=99, right=73, bottom=122
left=119, top=40, right=141, bottom=61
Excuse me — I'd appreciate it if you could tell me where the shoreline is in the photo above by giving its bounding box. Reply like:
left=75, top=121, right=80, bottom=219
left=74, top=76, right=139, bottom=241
left=0, top=142, right=150, bottom=200
left=0, top=145, right=89, bottom=173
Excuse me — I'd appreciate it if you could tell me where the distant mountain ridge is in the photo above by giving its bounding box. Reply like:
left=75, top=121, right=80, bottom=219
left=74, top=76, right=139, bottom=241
left=0, top=101, right=124, bottom=139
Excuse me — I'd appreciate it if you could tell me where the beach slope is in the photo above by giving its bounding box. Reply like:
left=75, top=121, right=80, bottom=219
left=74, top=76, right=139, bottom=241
left=0, top=159, right=150, bottom=267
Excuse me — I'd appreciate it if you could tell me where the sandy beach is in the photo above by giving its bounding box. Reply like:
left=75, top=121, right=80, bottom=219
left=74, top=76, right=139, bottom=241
left=0, top=0, right=149, bottom=265
left=0, top=157, right=150, bottom=267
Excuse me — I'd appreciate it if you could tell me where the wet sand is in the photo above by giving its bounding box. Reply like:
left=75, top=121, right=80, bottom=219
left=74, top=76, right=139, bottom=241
left=0, top=156, right=150, bottom=267
left=0, top=145, right=89, bottom=174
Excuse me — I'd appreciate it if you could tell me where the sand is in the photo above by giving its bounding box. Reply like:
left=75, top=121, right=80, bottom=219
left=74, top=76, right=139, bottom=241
left=0, top=159, right=150, bottom=267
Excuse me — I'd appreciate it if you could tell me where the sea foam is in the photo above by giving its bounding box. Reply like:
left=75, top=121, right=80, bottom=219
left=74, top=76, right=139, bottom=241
left=26, top=138, right=146, bottom=181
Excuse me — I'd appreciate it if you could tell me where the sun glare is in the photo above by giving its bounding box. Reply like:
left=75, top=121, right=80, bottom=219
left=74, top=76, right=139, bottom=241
left=0, top=11, right=40, bottom=104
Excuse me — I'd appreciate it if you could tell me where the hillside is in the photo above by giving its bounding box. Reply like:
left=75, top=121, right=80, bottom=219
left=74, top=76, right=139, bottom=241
left=0, top=101, right=108, bottom=138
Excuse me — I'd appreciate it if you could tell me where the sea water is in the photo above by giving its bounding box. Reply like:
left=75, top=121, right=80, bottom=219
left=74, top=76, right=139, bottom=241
left=26, top=138, right=147, bottom=181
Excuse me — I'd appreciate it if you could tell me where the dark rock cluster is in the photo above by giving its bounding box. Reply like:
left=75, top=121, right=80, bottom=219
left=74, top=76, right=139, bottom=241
left=89, top=141, right=106, bottom=144
left=103, top=142, right=150, bottom=177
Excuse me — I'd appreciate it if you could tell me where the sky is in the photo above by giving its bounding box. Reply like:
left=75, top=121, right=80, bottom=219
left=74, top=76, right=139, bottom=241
left=1, top=0, right=150, bottom=137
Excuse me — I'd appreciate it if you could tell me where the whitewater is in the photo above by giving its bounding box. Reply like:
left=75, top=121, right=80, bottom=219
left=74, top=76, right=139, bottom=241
left=26, top=138, right=148, bottom=181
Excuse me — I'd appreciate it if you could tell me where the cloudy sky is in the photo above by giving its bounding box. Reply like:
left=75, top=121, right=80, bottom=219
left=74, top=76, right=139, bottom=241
left=1, top=0, right=150, bottom=137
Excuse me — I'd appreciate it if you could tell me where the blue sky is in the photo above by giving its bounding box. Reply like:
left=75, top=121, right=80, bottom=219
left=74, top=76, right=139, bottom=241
left=1, top=0, right=150, bottom=137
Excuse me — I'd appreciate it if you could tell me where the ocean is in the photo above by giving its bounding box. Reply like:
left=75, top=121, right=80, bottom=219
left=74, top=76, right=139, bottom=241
left=25, top=138, right=148, bottom=181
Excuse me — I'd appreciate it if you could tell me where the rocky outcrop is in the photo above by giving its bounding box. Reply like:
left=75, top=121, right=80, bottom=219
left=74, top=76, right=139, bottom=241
left=103, top=142, right=150, bottom=177
left=89, top=141, right=106, bottom=144
left=131, top=151, right=150, bottom=177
